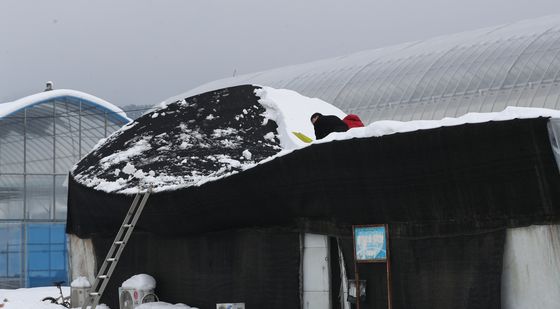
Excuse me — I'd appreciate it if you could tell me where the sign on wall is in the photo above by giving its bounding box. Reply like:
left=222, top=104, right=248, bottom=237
left=353, top=225, right=387, bottom=262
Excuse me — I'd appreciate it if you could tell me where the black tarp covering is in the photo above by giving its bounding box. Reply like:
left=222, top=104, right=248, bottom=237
left=92, top=229, right=301, bottom=309
left=389, top=230, right=505, bottom=309
left=72, top=85, right=281, bottom=192
left=68, top=117, right=560, bottom=239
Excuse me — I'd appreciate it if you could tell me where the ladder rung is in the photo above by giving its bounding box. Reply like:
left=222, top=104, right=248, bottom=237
left=98, top=275, right=108, bottom=279
left=114, top=241, right=125, bottom=245
left=123, top=224, right=133, bottom=228
left=106, top=258, right=117, bottom=262
left=89, top=292, right=100, bottom=296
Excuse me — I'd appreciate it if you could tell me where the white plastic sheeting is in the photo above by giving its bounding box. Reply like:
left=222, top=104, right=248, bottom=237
left=302, top=234, right=331, bottom=309
left=68, top=235, right=97, bottom=287
left=502, top=225, right=560, bottom=309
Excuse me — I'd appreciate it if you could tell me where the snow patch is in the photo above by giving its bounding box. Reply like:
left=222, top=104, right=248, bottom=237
left=137, top=302, right=199, bottom=309
left=122, top=162, right=137, bottom=175
left=242, top=149, right=252, bottom=160
left=100, top=138, right=151, bottom=168
left=263, top=132, right=275, bottom=142
left=122, top=274, right=156, bottom=290
left=71, top=276, right=91, bottom=288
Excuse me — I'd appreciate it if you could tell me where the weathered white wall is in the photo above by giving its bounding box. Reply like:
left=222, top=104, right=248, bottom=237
left=303, top=233, right=331, bottom=309
left=68, top=235, right=96, bottom=285
left=502, top=225, right=560, bottom=309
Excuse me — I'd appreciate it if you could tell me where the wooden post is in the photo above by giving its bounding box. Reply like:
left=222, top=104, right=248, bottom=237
left=386, top=224, right=393, bottom=309
left=352, top=225, right=361, bottom=309
left=355, top=266, right=361, bottom=309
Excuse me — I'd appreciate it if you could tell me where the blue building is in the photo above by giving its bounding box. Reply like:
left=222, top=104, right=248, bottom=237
left=0, top=89, right=129, bottom=288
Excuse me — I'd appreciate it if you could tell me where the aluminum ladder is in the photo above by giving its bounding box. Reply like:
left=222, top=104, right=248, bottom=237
left=82, top=189, right=151, bottom=309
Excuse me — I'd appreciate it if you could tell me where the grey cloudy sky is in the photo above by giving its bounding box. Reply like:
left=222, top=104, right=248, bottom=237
left=1, top=0, right=559, bottom=107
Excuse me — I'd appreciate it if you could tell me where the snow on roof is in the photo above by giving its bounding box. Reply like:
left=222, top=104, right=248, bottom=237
left=0, top=89, right=130, bottom=122
left=317, top=106, right=560, bottom=144
left=255, top=87, right=345, bottom=149
left=72, top=85, right=282, bottom=193
left=72, top=85, right=560, bottom=194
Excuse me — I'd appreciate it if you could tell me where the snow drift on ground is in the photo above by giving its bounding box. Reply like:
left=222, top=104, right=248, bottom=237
left=0, top=286, right=106, bottom=309
left=137, top=302, right=198, bottom=309
left=72, top=84, right=560, bottom=194
left=0, top=286, right=198, bottom=309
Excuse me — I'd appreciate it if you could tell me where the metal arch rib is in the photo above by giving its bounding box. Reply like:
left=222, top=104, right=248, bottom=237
left=407, top=21, right=517, bottom=108
left=480, top=25, right=560, bottom=113
left=422, top=22, right=516, bottom=103
left=498, top=24, right=560, bottom=89
left=537, top=38, right=560, bottom=109
left=498, top=28, right=560, bottom=111
left=420, top=23, right=514, bottom=119
left=329, top=40, right=426, bottom=108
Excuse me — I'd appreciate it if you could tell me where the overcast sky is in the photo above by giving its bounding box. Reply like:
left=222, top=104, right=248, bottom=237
left=1, top=0, right=559, bottom=107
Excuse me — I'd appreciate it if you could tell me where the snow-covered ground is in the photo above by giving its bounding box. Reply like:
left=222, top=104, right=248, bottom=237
left=0, top=286, right=74, bottom=309
left=0, top=285, right=196, bottom=309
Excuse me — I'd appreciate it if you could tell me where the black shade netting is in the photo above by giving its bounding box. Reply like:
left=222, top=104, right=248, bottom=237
left=337, top=229, right=505, bottom=309
left=68, top=116, right=560, bottom=239
left=92, top=228, right=301, bottom=309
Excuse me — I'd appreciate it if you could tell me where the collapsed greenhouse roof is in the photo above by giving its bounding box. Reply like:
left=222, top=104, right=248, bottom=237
left=68, top=85, right=560, bottom=239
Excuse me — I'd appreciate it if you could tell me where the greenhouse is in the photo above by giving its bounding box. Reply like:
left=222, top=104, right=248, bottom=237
left=64, top=14, right=560, bottom=309
left=179, top=15, right=560, bottom=124
left=0, top=89, right=129, bottom=288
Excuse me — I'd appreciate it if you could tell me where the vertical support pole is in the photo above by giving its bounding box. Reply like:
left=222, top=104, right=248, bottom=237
left=0, top=119, right=2, bottom=174
left=355, top=265, right=361, bottom=309
left=78, top=101, right=82, bottom=159
left=22, top=109, right=27, bottom=287
left=299, top=233, right=304, bottom=309
left=386, top=224, right=392, bottom=309
left=352, top=226, right=360, bottom=309
left=23, top=109, right=27, bottom=219
left=5, top=243, right=8, bottom=282
left=52, top=101, right=56, bottom=220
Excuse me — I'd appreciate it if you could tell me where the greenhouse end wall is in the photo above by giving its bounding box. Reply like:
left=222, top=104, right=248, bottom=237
left=0, top=94, right=128, bottom=288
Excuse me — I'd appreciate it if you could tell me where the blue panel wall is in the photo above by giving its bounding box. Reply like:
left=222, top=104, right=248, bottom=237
left=26, top=223, right=68, bottom=287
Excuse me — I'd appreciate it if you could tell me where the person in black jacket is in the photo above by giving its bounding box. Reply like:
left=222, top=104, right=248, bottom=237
left=310, top=112, right=349, bottom=140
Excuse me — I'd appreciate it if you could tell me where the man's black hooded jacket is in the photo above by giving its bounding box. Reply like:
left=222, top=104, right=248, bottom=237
left=313, top=115, right=349, bottom=139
